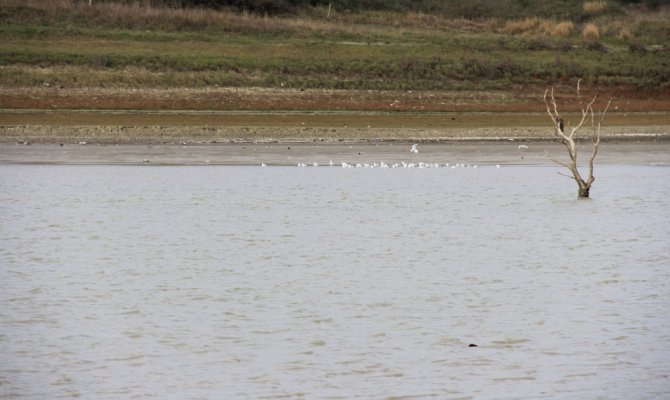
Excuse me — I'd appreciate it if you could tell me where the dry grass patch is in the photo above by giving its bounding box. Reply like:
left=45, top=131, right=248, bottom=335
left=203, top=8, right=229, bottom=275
left=582, top=22, right=600, bottom=41
left=583, top=1, right=608, bottom=14
left=501, top=17, right=574, bottom=37
left=501, top=17, right=542, bottom=35
left=551, top=21, right=574, bottom=37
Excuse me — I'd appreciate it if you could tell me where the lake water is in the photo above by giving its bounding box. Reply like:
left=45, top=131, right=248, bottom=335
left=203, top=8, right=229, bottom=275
left=1, top=164, right=669, bottom=399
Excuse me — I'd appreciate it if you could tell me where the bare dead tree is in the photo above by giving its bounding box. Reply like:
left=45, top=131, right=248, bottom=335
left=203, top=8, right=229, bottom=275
left=543, top=83, right=611, bottom=198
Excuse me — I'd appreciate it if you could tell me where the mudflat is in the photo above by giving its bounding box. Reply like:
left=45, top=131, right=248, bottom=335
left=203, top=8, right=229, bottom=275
left=1, top=88, right=668, bottom=162
left=2, top=141, right=669, bottom=166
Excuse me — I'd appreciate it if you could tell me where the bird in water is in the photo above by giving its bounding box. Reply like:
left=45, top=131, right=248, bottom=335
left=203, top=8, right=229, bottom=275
left=410, top=144, right=419, bottom=154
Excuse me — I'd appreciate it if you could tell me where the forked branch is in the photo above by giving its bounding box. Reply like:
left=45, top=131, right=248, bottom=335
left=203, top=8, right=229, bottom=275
left=586, top=98, right=611, bottom=187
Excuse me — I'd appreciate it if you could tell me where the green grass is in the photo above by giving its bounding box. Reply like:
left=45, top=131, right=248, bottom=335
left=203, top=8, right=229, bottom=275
left=1, top=1, right=668, bottom=90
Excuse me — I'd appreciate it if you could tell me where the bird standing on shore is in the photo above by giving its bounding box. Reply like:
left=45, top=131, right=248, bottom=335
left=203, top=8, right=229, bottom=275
left=410, top=144, right=419, bottom=154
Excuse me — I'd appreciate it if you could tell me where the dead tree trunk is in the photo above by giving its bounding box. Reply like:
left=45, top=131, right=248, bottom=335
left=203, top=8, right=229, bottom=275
left=543, top=83, right=610, bottom=198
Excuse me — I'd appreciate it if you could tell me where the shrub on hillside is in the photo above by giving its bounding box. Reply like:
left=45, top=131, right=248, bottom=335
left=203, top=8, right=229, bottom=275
left=551, top=21, right=575, bottom=37
left=582, top=22, right=601, bottom=41
left=583, top=1, right=608, bottom=13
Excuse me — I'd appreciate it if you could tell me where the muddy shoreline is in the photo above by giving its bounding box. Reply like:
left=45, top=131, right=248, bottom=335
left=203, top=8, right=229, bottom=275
left=3, top=140, right=669, bottom=166
left=2, top=124, right=669, bottom=146
left=2, top=105, right=668, bottom=165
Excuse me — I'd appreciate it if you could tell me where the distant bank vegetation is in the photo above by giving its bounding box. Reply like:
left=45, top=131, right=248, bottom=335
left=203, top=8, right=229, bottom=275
left=0, top=0, right=668, bottom=90
left=126, top=0, right=667, bottom=18
left=4, top=0, right=666, bottom=38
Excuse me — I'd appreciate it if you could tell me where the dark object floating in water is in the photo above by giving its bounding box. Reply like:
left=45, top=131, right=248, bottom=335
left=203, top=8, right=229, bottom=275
left=468, top=344, right=478, bottom=347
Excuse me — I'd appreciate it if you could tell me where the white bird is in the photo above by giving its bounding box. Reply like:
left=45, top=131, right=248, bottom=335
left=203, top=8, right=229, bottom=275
left=518, top=144, right=529, bottom=150
left=261, top=162, right=267, bottom=167
left=410, top=144, right=419, bottom=153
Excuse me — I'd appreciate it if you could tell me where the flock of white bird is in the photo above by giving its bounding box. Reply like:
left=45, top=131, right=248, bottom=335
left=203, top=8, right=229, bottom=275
left=295, top=161, right=486, bottom=169
left=260, top=144, right=507, bottom=169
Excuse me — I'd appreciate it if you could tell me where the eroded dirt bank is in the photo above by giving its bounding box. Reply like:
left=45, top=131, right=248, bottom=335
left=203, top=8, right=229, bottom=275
left=2, top=86, right=669, bottom=112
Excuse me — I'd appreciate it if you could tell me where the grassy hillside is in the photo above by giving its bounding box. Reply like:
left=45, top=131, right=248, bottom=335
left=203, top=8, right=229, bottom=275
left=1, top=0, right=668, bottom=92
left=145, top=0, right=669, bottom=19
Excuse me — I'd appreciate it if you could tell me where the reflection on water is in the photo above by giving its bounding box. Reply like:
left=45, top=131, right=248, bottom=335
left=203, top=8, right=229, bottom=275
left=1, top=165, right=669, bottom=399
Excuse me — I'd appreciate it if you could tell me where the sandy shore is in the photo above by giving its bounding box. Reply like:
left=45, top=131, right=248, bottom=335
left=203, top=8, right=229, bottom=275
left=2, top=141, right=669, bottom=166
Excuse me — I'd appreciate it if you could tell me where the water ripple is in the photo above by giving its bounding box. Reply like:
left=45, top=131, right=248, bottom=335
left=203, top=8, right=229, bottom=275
left=1, top=164, right=669, bottom=399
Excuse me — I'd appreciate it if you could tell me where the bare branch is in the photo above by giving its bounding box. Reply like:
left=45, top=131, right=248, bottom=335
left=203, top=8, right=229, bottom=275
left=545, top=150, right=572, bottom=170
left=544, top=87, right=569, bottom=143
left=600, top=98, right=612, bottom=123
left=566, top=139, right=577, bottom=163
left=585, top=98, right=610, bottom=186
left=569, top=94, right=597, bottom=139
left=556, top=171, right=576, bottom=180
left=577, top=78, right=582, bottom=99
left=550, top=87, right=559, bottom=118
left=543, top=89, right=557, bottom=124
